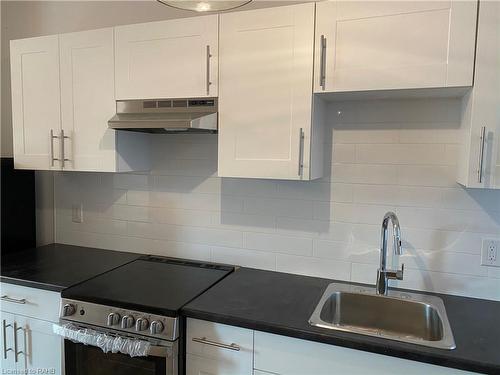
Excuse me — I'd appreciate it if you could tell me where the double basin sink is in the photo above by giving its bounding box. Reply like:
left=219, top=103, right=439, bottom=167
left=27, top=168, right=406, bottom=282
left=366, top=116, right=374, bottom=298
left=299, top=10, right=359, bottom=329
left=309, top=283, right=456, bottom=350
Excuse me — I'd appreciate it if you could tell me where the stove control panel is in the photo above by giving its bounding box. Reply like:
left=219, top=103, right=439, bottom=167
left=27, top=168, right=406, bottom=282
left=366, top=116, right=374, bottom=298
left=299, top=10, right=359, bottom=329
left=59, top=298, right=178, bottom=341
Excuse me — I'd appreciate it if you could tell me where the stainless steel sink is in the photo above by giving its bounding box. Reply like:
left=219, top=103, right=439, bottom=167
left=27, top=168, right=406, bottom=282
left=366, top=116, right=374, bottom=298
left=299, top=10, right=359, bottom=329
left=309, top=283, right=456, bottom=350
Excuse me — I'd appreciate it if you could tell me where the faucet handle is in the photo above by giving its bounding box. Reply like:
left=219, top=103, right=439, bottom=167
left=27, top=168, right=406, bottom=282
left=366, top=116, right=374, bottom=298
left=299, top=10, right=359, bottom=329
left=385, top=264, right=404, bottom=281
left=396, top=263, right=404, bottom=280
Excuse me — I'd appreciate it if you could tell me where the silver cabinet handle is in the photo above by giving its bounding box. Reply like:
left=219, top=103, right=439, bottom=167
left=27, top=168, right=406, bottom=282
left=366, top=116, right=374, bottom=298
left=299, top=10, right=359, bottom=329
left=2, top=320, right=13, bottom=359
left=298, top=128, right=305, bottom=176
left=61, top=129, right=70, bottom=168
left=1, top=295, right=27, bottom=304
left=477, top=126, right=486, bottom=183
left=192, top=337, right=240, bottom=351
left=13, top=322, right=24, bottom=363
left=319, top=35, right=327, bottom=90
left=206, top=45, right=212, bottom=96
left=50, top=129, right=60, bottom=167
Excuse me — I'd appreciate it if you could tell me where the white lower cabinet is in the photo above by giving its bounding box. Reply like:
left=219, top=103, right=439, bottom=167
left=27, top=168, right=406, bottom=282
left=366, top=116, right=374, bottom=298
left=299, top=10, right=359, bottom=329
left=0, top=283, right=63, bottom=375
left=254, top=331, right=475, bottom=375
left=186, top=318, right=253, bottom=375
left=187, top=318, right=477, bottom=375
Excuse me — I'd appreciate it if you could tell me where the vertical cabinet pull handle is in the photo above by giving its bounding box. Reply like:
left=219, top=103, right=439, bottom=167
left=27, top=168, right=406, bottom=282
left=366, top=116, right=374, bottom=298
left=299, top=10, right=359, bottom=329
left=50, top=129, right=60, bottom=167
left=61, top=129, right=70, bottom=168
left=298, top=128, right=305, bottom=177
left=13, top=322, right=23, bottom=363
left=477, top=126, right=486, bottom=183
left=2, top=320, right=12, bottom=359
left=206, top=45, right=212, bottom=96
left=319, top=35, right=327, bottom=90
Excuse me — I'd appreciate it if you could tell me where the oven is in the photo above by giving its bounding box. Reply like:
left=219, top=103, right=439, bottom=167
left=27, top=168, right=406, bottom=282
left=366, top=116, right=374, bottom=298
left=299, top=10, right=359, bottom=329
left=56, top=299, right=179, bottom=375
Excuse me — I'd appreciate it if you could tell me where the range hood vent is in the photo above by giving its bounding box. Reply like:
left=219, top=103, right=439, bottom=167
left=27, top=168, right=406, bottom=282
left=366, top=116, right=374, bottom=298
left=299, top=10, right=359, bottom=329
left=108, top=98, right=218, bottom=133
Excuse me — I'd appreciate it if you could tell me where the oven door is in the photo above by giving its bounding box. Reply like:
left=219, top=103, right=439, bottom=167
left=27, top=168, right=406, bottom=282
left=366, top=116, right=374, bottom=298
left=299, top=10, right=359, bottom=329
left=58, top=321, right=178, bottom=375
left=64, top=339, right=177, bottom=375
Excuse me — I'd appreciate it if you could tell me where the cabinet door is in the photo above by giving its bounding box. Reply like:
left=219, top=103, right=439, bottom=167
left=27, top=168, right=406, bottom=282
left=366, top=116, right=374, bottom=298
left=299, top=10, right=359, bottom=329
left=60, top=28, right=117, bottom=172
left=254, top=331, right=475, bottom=375
left=218, top=4, right=315, bottom=180
left=15, top=316, right=63, bottom=375
left=314, top=1, right=477, bottom=93
left=186, top=319, right=253, bottom=375
left=10, top=35, right=62, bottom=170
left=115, top=15, right=218, bottom=100
left=457, top=1, right=500, bottom=188
left=187, top=353, right=252, bottom=375
left=0, top=311, right=16, bottom=373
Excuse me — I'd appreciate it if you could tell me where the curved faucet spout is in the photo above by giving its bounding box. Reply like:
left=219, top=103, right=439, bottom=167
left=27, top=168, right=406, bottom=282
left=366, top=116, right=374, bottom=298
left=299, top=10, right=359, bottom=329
left=377, top=212, right=404, bottom=295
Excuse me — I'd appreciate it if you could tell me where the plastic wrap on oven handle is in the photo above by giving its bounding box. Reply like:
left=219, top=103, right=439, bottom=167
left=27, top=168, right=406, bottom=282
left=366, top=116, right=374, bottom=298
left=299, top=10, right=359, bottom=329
left=53, top=323, right=152, bottom=357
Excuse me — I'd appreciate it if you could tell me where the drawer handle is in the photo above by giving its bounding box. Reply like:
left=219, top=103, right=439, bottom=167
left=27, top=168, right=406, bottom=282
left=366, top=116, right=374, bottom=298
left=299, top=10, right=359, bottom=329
left=1, top=295, right=27, bottom=304
left=192, top=337, right=240, bottom=351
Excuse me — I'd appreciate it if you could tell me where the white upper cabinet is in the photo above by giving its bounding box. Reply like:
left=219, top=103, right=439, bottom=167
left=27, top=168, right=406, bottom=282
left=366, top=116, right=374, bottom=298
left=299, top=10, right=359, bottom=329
left=114, top=15, right=218, bottom=100
left=314, top=0, right=478, bottom=93
left=457, top=1, right=500, bottom=189
left=11, top=29, right=150, bottom=172
left=218, top=3, right=324, bottom=180
left=60, top=28, right=116, bottom=172
left=10, top=35, right=61, bottom=170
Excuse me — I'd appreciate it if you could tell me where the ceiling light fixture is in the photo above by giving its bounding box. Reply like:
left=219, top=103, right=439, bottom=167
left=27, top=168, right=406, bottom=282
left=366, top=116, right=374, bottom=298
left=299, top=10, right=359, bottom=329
left=156, top=0, right=252, bottom=12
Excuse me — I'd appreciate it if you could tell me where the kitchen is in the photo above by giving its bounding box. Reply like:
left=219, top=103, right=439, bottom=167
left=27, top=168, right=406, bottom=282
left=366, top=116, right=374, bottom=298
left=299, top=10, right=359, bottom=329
left=1, top=0, right=499, bottom=374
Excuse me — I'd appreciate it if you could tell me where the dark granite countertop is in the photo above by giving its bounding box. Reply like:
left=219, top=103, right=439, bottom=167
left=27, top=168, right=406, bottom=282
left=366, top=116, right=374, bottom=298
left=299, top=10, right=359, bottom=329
left=1, top=243, right=140, bottom=292
left=182, top=267, right=500, bottom=374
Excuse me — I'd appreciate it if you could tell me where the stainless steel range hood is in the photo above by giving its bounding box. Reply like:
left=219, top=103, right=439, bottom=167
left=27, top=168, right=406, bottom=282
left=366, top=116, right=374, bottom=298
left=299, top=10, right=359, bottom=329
left=108, top=98, right=218, bottom=133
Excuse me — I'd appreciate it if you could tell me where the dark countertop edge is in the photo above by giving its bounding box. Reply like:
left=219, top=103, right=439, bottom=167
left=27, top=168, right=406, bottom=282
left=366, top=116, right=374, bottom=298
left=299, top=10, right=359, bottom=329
left=0, top=276, right=64, bottom=292
left=181, top=308, right=496, bottom=375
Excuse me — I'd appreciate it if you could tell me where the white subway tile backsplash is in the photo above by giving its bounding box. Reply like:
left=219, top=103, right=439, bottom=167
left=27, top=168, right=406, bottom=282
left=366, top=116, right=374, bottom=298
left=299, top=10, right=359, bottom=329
left=356, top=144, right=447, bottom=165
left=276, top=254, right=351, bottom=280
left=331, top=164, right=399, bottom=185
left=211, top=246, right=276, bottom=271
left=397, top=165, right=456, bottom=187
left=150, top=240, right=212, bottom=262
left=113, top=173, right=152, bottom=190
left=243, top=197, right=313, bottom=219
left=244, top=232, right=313, bottom=256
left=150, top=207, right=212, bottom=227
left=54, top=98, right=500, bottom=301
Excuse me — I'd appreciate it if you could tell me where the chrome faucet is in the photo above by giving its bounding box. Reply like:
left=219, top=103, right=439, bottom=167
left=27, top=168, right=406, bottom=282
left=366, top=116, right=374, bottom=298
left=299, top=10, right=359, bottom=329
left=376, top=212, right=404, bottom=295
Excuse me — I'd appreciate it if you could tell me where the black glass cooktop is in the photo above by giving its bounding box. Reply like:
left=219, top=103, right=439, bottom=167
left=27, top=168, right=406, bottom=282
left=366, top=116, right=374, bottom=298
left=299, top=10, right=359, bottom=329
left=61, top=255, right=234, bottom=317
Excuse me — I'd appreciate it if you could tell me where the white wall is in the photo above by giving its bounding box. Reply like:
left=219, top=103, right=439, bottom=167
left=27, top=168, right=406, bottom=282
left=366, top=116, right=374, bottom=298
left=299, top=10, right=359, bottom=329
left=55, top=97, right=500, bottom=301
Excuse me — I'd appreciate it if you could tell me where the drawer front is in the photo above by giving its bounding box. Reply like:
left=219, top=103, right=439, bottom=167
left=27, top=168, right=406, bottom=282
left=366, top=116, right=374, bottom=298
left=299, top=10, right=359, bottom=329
left=187, top=353, right=252, bottom=375
left=187, top=318, right=253, bottom=371
left=0, top=283, right=60, bottom=322
left=254, top=331, right=476, bottom=375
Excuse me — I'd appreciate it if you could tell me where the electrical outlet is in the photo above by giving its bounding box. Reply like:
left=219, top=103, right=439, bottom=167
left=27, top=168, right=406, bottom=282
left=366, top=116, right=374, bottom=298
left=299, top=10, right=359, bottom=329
left=72, top=203, right=83, bottom=223
left=481, top=239, right=500, bottom=267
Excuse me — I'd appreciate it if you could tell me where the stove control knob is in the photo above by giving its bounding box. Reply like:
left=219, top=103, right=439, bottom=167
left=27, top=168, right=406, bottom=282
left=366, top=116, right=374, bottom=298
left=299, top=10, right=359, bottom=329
left=121, top=315, right=135, bottom=329
left=135, top=318, right=149, bottom=332
left=62, top=304, right=76, bottom=317
left=150, top=321, right=164, bottom=335
left=107, top=312, right=121, bottom=326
